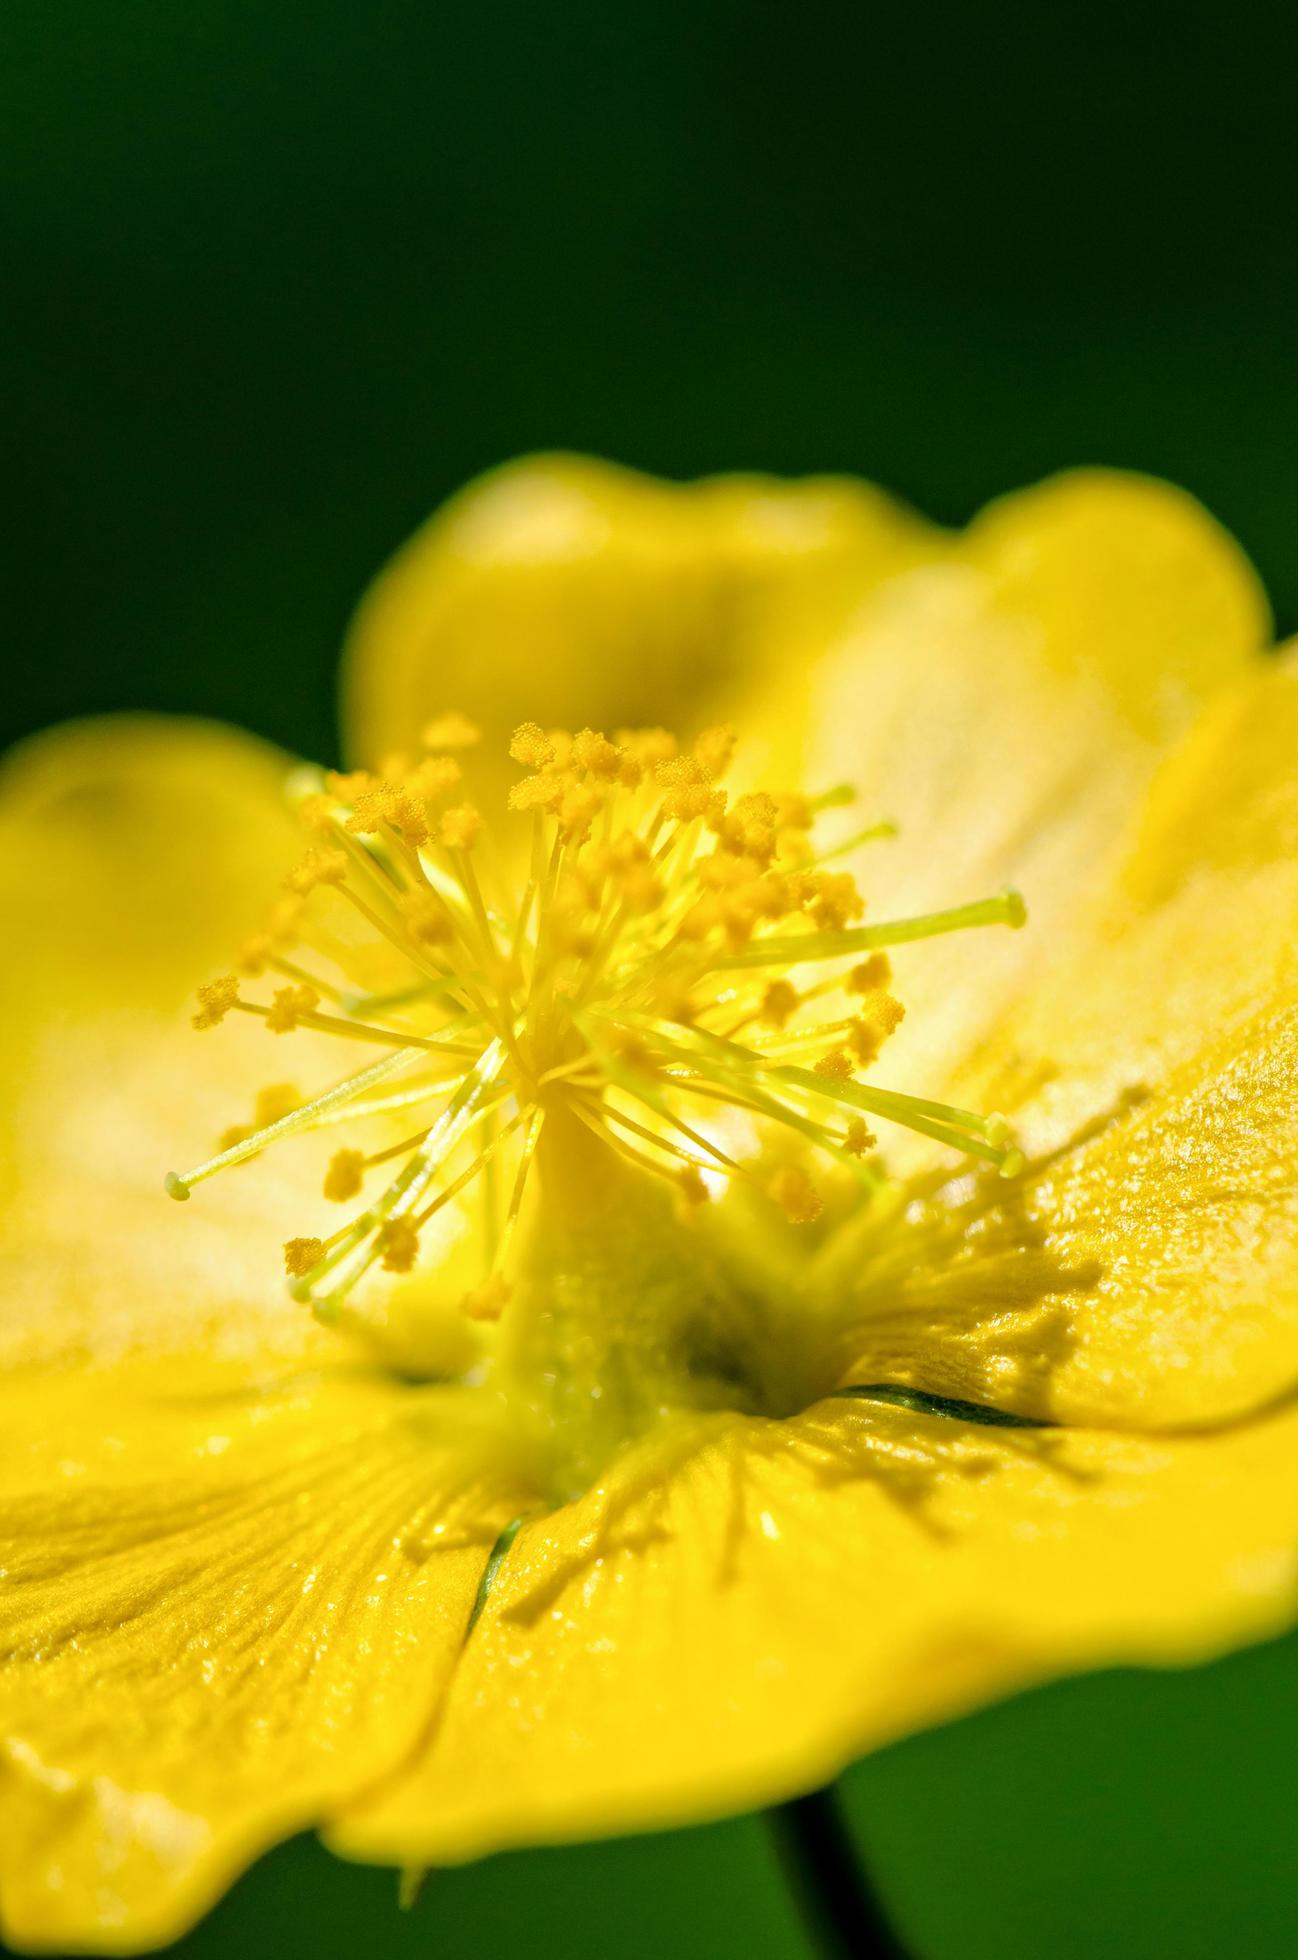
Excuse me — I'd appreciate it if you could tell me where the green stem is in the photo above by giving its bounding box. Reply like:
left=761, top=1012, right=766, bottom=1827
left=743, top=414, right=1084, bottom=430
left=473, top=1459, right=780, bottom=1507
left=771, top=1785, right=913, bottom=1960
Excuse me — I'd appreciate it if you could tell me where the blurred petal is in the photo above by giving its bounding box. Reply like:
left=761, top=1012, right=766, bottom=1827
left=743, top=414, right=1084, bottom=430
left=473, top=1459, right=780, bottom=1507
left=842, top=650, right=1298, bottom=1428
left=0, top=715, right=305, bottom=1011
left=331, top=1394, right=1298, bottom=1867
left=778, top=470, right=1270, bottom=1104
left=0, top=716, right=340, bottom=1369
left=0, top=1367, right=503, bottom=1952
left=341, top=453, right=931, bottom=793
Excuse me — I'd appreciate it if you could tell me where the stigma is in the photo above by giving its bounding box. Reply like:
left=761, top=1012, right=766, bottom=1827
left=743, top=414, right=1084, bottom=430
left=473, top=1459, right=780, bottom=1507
left=167, top=716, right=1026, bottom=1331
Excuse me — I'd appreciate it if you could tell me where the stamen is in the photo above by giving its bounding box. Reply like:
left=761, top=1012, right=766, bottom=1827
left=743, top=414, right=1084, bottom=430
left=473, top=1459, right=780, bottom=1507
left=174, top=713, right=1027, bottom=1319
left=291, top=1040, right=507, bottom=1320
left=323, top=1149, right=365, bottom=1202
left=770, top=1165, right=824, bottom=1224
left=708, top=889, right=1027, bottom=969
left=806, top=817, right=898, bottom=865
left=422, top=711, right=482, bottom=750
left=165, top=1048, right=420, bottom=1199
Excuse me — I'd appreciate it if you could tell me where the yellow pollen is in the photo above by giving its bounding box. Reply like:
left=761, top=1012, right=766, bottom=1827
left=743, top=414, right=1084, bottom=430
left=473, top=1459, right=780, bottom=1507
left=556, top=783, right=602, bottom=843
left=284, top=1236, right=325, bottom=1278
left=378, top=1217, right=420, bottom=1273
left=193, top=975, right=240, bottom=1029
left=323, top=1148, right=365, bottom=1202
left=774, top=792, right=813, bottom=831
left=406, top=754, right=463, bottom=800
left=617, top=726, right=676, bottom=765
left=347, top=782, right=430, bottom=848
left=509, top=721, right=555, bottom=769
left=676, top=1166, right=710, bottom=1211
left=217, top=1081, right=301, bottom=1153
left=172, top=713, right=1029, bottom=1323
left=848, top=996, right=906, bottom=1065
left=404, top=893, right=454, bottom=946
left=807, top=872, right=864, bottom=931
left=508, top=773, right=564, bottom=814
left=439, top=803, right=482, bottom=850
left=256, top=1083, right=300, bottom=1125
left=421, top=710, right=482, bottom=751
left=693, top=723, right=737, bottom=781
left=236, top=934, right=273, bottom=976
left=286, top=847, right=348, bottom=894
left=462, top=1275, right=513, bottom=1322
left=654, top=753, right=725, bottom=824
left=759, top=979, right=799, bottom=1028
left=847, top=952, right=892, bottom=994
left=299, top=792, right=338, bottom=834
left=324, top=769, right=374, bottom=802
left=570, top=728, right=623, bottom=778
left=265, top=984, right=319, bottom=1033
left=770, top=1165, right=823, bottom=1224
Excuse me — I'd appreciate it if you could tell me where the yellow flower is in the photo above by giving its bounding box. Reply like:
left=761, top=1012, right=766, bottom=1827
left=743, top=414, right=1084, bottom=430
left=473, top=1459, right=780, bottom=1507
left=4, top=455, right=1298, bottom=1952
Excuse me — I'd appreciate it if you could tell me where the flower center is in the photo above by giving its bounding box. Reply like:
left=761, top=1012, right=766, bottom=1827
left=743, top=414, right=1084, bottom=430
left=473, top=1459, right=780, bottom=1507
left=168, top=715, right=1025, bottom=1481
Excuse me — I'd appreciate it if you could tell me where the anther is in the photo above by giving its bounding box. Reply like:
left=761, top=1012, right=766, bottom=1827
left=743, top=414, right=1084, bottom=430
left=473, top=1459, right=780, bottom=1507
left=693, top=724, right=737, bottom=781
left=760, top=980, right=799, bottom=1029
left=439, top=804, right=482, bottom=850
left=378, top=1218, right=420, bottom=1273
left=285, top=848, right=348, bottom=894
left=770, top=1165, right=824, bottom=1224
left=421, top=711, right=482, bottom=750
left=284, top=1236, right=325, bottom=1277
left=509, top=722, right=555, bottom=770
left=323, top=1149, right=365, bottom=1202
left=265, top=984, right=319, bottom=1033
left=192, top=975, right=240, bottom=1030
left=847, top=953, right=892, bottom=995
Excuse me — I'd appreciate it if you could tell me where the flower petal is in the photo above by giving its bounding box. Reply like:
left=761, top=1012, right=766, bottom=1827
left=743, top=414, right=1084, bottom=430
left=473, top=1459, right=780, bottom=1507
left=0, top=715, right=307, bottom=1013
left=341, top=453, right=930, bottom=789
left=0, top=716, right=341, bottom=1369
left=840, top=649, right=1298, bottom=1429
left=329, top=1395, right=1298, bottom=1867
left=778, top=470, right=1270, bottom=1104
left=0, top=1365, right=506, bottom=1952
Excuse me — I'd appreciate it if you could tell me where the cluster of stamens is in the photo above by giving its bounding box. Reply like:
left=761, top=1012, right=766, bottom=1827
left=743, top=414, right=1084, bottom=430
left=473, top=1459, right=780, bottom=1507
left=168, top=714, right=1025, bottom=1329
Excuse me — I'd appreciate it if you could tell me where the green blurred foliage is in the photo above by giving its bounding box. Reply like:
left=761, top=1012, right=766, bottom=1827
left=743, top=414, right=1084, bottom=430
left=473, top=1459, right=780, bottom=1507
left=102, top=1629, right=1298, bottom=1960
left=6, top=0, right=1298, bottom=768
left=851, top=1628, right=1298, bottom=1958
left=5, top=1, right=1298, bottom=1954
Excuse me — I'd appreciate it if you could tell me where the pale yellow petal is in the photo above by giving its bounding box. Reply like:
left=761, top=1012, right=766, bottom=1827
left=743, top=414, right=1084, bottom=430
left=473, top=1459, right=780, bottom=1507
left=331, top=1394, right=1298, bottom=1867
left=771, top=470, right=1270, bottom=1106
left=0, top=715, right=306, bottom=1011
left=0, top=716, right=341, bottom=1369
left=0, top=1365, right=508, bottom=1952
left=341, top=453, right=931, bottom=791
left=839, top=649, right=1298, bottom=1428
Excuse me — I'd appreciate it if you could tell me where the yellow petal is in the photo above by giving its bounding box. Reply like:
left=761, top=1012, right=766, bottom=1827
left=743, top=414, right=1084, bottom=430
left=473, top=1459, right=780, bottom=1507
left=0, top=716, right=339, bottom=1369
left=842, top=649, right=1298, bottom=1429
left=0, top=715, right=305, bottom=1011
left=341, top=453, right=931, bottom=792
left=774, top=470, right=1270, bottom=1106
left=0, top=1364, right=507, bottom=1952
left=331, top=1394, right=1298, bottom=1868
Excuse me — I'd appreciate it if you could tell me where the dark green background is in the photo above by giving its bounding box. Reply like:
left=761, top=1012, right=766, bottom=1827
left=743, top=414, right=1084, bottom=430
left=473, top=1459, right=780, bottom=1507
left=5, top=2, right=1298, bottom=1954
